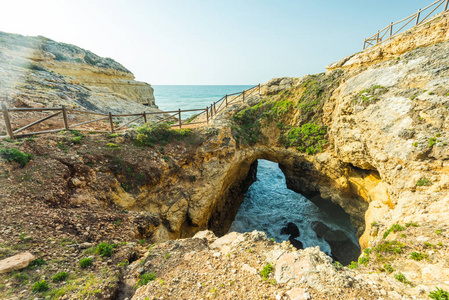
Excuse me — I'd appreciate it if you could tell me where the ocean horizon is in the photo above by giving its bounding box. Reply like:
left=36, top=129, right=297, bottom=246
left=152, top=85, right=255, bottom=116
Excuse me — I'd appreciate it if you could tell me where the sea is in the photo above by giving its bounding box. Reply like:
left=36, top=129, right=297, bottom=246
left=152, top=86, right=358, bottom=254
left=153, top=85, right=253, bottom=117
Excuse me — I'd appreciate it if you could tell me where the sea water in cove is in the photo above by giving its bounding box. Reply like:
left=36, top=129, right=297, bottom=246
left=228, top=160, right=359, bottom=256
left=153, top=85, right=253, bottom=117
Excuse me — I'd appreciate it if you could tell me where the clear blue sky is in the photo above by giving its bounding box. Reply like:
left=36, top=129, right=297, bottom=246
left=0, top=0, right=437, bottom=85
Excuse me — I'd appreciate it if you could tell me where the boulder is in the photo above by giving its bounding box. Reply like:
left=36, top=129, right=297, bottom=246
left=0, top=252, right=35, bottom=274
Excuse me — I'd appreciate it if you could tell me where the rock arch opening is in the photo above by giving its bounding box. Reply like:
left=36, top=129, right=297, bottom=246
left=206, top=154, right=373, bottom=265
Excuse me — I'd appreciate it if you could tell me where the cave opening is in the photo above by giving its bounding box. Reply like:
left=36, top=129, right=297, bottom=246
left=227, top=159, right=361, bottom=265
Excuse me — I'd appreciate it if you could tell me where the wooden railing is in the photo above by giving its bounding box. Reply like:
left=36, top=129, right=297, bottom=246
left=0, top=84, right=261, bottom=140
left=363, top=0, right=449, bottom=50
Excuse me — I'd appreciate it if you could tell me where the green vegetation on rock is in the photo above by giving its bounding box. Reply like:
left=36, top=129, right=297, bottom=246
left=136, top=123, right=192, bottom=147
left=0, top=147, right=33, bottom=167
left=260, top=263, right=273, bottom=280
left=137, top=272, right=156, bottom=286
left=281, top=122, right=327, bottom=154
left=429, top=288, right=449, bottom=300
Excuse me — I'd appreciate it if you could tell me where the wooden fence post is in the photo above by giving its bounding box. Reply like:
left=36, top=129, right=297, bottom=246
left=376, top=30, right=380, bottom=43
left=242, top=90, right=245, bottom=102
left=108, top=112, right=114, bottom=133
left=178, top=109, right=182, bottom=128
left=62, top=105, right=69, bottom=130
left=416, top=9, right=421, bottom=25
left=225, top=94, right=228, bottom=107
left=206, top=107, right=209, bottom=124
left=389, top=22, right=393, bottom=38
left=2, top=102, right=14, bottom=139
left=258, top=84, right=261, bottom=96
left=210, top=104, right=213, bottom=118
left=213, top=102, right=216, bottom=115
left=445, top=0, right=449, bottom=11
left=143, top=111, right=147, bottom=123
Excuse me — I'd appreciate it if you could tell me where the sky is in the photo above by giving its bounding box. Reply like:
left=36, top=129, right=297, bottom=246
left=0, top=0, right=439, bottom=85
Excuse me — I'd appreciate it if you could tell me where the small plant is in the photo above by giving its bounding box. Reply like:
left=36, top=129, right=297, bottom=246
left=32, top=280, right=50, bottom=292
left=52, top=271, right=68, bottom=282
left=13, top=272, right=28, bottom=283
left=383, top=224, right=405, bottom=239
left=106, top=143, right=120, bottom=149
left=79, top=257, right=93, bottom=268
left=410, top=251, right=427, bottom=261
left=412, top=142, right=418, bottom=147
left=137, top=272, right=156, bottom=286
left=72, top=136, right=83, bottom=144
left=425, top=242, right=436, bottom=249
left=260, top=263, right=273, bottom=279
left=95, top=242, right=114, bottom=257
left=0, top=147, right=33, bottom=167
left=429, top=137, right=437, bottom=147
left=410, top=95, right=417, bottom=100
left=382, top=264, right=395, bottom=273
left=374, top=241, right=405, bottom=254
left=436, top=229, right=442, bottom=235
left=358, top=256, right=370, bottom=266
left=164, top=253, right=171, bottom=259
left=348, top=261, right=358, bottom=269
left=29, top=258, right=46, bottom=267
left=417, top=178, right=432, bottom=187
left=394, top=272, right=411, bottom=285
left=364, top=248, right=372, bottom=255
left=333, top=261, right=343, bottom=269
left=405, top=222, right=419, bottom=227
left=117, top=260, right=129, bottom=268
left=429, top=287, right=449, bottom=299
left=139, top=239, right=146, bottom=246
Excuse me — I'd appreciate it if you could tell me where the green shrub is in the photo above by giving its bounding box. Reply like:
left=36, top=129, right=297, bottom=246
left=32, top=280, right=49, bottom=292
left=348, top=261, right=358, bottom=269
left=52, top=271, right=68, bottom=282
left=79, top=258, right=92, bottom=268
left=382, top=264, right=395, bottom=273
left=410, top=251, right=426, bottom=261
left=260, top=263, right=273, bottom=279
left=374, top=241, right=405, bottom=254
left=137, top=272, right=156, bottom=286
left=26, top=63, right=46, bottom=72
left=417, top=178, right=432, bottom=186
left=394, top=272, right=411, bottom=285
left=429, top=287, right=449, bottom=300
left=135, top=123, right=192, bottom=147
left=0, top=147, right=33, bottom=167
left=383, top=224, right=405, bottom=239
left=72, top=136, right=83, bottom=144
left=95, top=242, right=114, bottom=257
left=29, top=258, right=46, bottom=267
left=358, top=256, right=370, bottom=266
left=106, top=143, right=120, bottom=149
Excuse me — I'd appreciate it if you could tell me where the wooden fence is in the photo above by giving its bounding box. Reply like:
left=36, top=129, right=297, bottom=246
left=363, top=0, right=449, bottom=50
left=0, top=84, right=260, bottom=140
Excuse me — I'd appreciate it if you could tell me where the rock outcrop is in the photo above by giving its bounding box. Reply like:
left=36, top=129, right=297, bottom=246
left=0, top=31, right=156, bottom=112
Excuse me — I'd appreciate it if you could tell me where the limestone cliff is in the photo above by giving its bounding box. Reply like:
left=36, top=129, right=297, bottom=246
left=0, top=31, right=156, bottom=113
